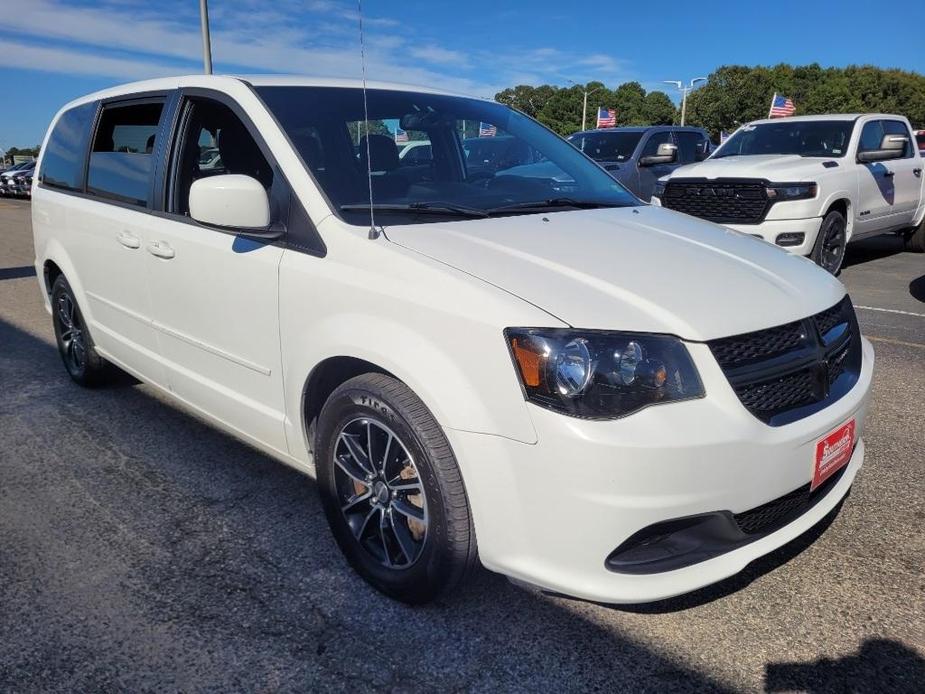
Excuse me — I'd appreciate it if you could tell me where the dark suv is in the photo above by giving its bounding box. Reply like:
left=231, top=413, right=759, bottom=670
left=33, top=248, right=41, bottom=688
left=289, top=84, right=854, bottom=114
left=568, top=126, right=713, bottom=201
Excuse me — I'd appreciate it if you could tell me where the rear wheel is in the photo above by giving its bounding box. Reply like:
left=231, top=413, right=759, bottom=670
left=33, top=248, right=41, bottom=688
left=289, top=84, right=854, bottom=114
left=811, top=209, right=848, bottom=275
left=315, top=373, right=477, bottom=604
left=903, top=220, right=925, bottom=253
left=51, top=275, right=112, bottom=387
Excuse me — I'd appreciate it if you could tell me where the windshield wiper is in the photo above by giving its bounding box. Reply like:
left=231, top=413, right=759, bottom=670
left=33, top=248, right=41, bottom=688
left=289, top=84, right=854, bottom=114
left=340, top=202, right=488, bottom=218
left=487, top=197, right=628, bottom=214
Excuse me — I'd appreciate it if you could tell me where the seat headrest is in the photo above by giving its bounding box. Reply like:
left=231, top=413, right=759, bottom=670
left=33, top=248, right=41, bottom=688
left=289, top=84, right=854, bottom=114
left=359, top=134, right=400, bottom=173
left=218, top=120, right=272, bottom=188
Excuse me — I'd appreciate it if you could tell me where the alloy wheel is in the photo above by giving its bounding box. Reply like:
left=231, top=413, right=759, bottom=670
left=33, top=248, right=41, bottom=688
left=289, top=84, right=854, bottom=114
left=333, top=418, right=428, bottom=568
left=56, top=292, right=87, bottom=372
left=819, top=215, right=846, bottom=274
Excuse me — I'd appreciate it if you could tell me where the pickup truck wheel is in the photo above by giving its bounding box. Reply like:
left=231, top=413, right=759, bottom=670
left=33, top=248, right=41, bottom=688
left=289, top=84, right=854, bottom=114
left=903, top=220, right=925, bottom=253
left=811, top=210, right=847, bottom=275
left=314, top=373, right=477, bottom=604
left=50, top=276, right=112, bottom=387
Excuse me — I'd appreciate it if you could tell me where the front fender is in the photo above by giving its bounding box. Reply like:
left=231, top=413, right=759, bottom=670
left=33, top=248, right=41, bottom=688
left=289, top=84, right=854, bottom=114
left=278, top=234, right=557, bottom=462
left=285, top=312, right=539, bottom=451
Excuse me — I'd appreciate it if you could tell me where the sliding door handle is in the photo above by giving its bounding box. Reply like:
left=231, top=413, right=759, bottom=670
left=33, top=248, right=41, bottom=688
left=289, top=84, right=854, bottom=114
left=117, top=231, right=141, bottom=249
left=147, top=240, right=175, bottom=259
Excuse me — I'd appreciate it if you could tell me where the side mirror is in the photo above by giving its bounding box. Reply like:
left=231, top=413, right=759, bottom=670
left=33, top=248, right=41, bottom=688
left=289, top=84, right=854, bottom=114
left=857, top=134, right=907, bottom=163
left=639, top=143, right=678, bottom=166
left=189, top=174, right=280, bottom=238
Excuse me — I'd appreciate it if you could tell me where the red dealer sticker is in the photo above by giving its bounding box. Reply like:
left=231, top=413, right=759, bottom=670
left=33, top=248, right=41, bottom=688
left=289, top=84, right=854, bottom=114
left=812, top=419, right=856, bottom=491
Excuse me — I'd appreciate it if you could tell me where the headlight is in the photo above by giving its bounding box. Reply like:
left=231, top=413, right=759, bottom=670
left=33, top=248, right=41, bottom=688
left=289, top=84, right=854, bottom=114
left=505, top=328, right=704, bottom=419
left=766, top=182, right=817, bottom=201
left=653, top=180, right=667, bottom=198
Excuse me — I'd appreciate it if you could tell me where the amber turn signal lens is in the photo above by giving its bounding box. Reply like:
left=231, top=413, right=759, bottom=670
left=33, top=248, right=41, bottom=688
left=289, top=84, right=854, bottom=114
left=511, top=338, right=543, bottom=387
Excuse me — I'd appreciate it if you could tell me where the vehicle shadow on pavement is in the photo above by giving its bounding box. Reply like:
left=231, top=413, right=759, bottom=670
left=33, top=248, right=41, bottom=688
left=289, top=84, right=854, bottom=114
left=765, top=638, right=925, bottom=694
left=0, top=315, right=736, bottom=692
left=842, top=234, right=905, bottom=269
left=909, top=275, right=925, bottom=303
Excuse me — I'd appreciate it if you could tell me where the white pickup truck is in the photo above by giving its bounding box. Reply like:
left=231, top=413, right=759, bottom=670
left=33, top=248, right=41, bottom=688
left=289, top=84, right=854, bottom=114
left=652, top=114, right=925, bottom=273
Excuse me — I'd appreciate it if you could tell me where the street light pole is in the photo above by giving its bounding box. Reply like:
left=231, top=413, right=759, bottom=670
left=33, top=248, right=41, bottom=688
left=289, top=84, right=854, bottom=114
left=199, top=0, right=213, bottom=75
left=568, top=80, right=603, bottom=131
left=663, top=77, right=707, bottom=126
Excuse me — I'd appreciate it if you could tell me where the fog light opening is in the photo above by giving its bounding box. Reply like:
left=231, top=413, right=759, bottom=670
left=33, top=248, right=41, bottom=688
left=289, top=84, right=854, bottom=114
left=776, top=232, right=805, bottom=247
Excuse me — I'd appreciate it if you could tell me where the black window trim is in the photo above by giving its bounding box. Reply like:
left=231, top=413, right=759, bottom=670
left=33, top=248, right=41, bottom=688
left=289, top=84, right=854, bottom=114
left=86, top=92, right=171, bottom=209
left=156, top=86, right=326, bottom=258
left=37, top=87, right=325, bottom=258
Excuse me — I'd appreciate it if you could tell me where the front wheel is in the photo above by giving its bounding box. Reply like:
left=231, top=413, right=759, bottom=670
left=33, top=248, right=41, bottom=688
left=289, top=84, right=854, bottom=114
left=314, top=373, right=477, bottom=604
left=811, top=210, right=848, bottom=275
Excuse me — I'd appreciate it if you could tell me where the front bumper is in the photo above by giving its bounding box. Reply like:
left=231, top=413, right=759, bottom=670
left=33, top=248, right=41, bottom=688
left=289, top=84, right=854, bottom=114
left=724, top=217, right=822, bottom=256
left=446, top=337, right=874, bottom=604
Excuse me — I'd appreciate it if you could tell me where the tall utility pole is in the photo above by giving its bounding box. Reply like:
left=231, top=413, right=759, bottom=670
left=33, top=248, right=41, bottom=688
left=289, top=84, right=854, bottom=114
left=663, top=77, right=707, bottom=126
left=199, top=0, right=213, bottom=74
left=567, top=79, right=603, bottom=131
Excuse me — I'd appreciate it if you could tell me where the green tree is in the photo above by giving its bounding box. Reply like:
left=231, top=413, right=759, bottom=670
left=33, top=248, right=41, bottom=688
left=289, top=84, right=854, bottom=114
left=495, top=84, right=556, bottom=118
left=642, top=91, right=678, bottom=125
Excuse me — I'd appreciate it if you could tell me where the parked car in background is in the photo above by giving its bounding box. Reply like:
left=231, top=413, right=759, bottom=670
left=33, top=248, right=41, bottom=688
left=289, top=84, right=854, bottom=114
left=567, top=126, right=713, bottom=201
left=915, top=129, right=925, bottom=156
left=653, top=114, right=925, bottom=272
left=33, top=75, right=873, bottom=606
left=1, top=160, right=35, bottom=197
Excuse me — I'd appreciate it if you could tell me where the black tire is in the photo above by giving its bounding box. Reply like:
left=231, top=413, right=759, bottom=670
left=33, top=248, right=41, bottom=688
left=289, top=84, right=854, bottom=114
left=50, top=275, right=112, bottom=387
left=811, top=209, right=848, bottom=275
left=315, top=373, right=477, bottom=604
left=903, top=220, right=925, bottom=253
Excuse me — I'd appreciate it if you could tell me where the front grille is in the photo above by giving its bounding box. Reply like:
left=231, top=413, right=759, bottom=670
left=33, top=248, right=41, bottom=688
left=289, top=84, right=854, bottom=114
left=661, top=179, right=771, bottom=224
left=733, top=464, right=847, bottom=535
left=708, top=296, right=862, bottom=425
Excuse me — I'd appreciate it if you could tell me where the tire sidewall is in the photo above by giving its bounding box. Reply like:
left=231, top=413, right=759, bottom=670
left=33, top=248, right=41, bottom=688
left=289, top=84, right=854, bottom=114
left=812, top=210, right=847, bottom=275
left=315, top=383, right=454, bottom=602
left=51, top=276, right=89, bottom=382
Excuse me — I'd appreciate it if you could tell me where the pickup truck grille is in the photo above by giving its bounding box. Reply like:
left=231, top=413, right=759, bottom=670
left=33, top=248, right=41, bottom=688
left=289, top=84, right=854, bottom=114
left=708, top=296, right=862, bottom=425
left=661, top=179, right=770, bottom=224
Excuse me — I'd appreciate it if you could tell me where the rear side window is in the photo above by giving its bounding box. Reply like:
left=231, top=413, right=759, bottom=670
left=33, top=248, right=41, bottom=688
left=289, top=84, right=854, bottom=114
left=87, top=101, right=164, bottom=207
left=40, top=102, right=96, bottom=191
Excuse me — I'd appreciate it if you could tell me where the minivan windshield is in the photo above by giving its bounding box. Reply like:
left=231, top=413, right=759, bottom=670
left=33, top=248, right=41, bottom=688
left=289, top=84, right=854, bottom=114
left=256, top=86, right=639, bottom=225
left=713, top=120, right=854, bottom=159
left=567, top=131, right=643, bottom=162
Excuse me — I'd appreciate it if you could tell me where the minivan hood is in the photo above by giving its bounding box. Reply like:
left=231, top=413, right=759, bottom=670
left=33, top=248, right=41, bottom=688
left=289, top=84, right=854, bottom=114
left=669, top=155, right=828, bottom=181
left=385, top=206, right=844, bottom=341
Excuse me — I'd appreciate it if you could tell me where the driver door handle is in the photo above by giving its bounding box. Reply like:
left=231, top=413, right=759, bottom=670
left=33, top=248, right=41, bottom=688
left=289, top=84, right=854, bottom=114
left=147, top=240, right=175, bottom=259
left=914, top=168, right=922, bottom=177
left=117, top=231, right=141, bottom=249
left=883, top=170, right=895, bottom=178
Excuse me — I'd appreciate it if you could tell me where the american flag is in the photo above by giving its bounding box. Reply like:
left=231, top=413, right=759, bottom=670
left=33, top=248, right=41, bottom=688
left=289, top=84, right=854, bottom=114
left=768, top=94, right=796, bottom=118
left=596, top=107, right=616, bottom=128
left=479, top=122, right=497, bottom=137
left=394, top=127, right=409, bottom=143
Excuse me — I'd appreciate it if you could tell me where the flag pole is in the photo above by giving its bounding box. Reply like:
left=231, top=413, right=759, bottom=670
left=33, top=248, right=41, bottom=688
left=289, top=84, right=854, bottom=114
left=768, top=92, right=776, bottom=119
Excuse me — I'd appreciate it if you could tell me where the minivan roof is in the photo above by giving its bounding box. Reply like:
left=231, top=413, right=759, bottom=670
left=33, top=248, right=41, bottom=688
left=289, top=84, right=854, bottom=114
left=58, top=74, right=482, bottom=112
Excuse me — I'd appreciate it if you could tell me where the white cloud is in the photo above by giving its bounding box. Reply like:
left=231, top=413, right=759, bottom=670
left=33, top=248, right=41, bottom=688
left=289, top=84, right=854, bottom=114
left=0, top=0, right=640, bottom=96
left=409, top=45, right=469, bottom=67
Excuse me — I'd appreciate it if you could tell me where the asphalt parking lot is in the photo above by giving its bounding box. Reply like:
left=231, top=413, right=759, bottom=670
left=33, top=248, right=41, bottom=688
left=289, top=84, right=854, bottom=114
left=0, top=197, right=922, bottom=692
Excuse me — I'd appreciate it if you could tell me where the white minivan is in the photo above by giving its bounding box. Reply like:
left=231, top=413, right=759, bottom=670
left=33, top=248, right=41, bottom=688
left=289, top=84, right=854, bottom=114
left=32, top=75, right=874, bottom=605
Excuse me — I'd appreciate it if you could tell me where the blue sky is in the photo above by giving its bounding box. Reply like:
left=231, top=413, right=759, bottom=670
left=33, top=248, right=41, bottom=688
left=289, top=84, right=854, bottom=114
left=2, top=0, right=923, bottom=148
